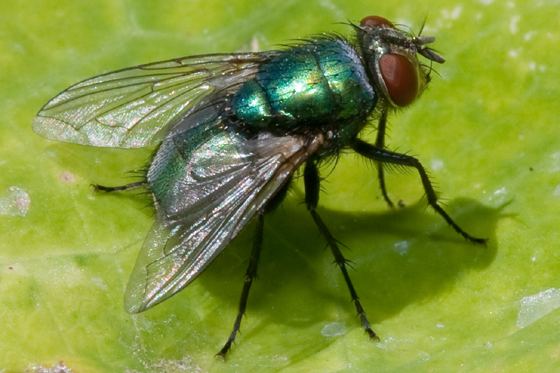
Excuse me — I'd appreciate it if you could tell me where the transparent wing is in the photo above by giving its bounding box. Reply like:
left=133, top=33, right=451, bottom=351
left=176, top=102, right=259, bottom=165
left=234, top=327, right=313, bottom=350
left=124, top=125, right=320, bottom=313
left=33, top=52, right=274, bottom=148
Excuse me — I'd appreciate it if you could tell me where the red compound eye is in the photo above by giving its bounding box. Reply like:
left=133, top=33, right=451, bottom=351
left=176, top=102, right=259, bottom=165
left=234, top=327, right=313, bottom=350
left=379, top=53, right=419, bottom=107
left=360, top=15, right=394, bottom=29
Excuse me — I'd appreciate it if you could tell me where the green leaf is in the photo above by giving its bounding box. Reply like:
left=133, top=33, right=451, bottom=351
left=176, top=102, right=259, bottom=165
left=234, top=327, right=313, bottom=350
left=1, top=1, right=559, bottom=372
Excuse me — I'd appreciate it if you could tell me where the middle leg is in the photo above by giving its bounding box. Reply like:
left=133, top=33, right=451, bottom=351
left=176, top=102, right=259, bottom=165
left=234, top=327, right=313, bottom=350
left=304, top=160, right=378, bottom=340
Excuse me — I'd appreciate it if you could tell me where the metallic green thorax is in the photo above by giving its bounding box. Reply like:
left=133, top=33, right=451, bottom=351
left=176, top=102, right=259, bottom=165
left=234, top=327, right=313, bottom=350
left=232, top=37, right=377, bottom=143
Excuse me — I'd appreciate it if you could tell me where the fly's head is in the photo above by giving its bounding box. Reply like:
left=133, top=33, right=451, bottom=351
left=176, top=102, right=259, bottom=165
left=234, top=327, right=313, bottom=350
left=356, top=15, right=445, bottom=107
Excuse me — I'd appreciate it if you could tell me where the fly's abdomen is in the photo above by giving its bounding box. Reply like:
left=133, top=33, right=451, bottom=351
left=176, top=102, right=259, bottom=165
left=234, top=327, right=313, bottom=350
left=232, top=38, right=376, bottom=131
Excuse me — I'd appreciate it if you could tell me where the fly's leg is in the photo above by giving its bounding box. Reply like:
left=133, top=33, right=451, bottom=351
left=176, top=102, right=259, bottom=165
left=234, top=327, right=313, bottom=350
left=92, top=181, right=146, bottom=192
left=352, top=139, right=487, bottom=244
left=375, top=105, right=394, bottom=208
left=217, top=180, right=290, bottom=358
left=304, top=160, right=379, bottom=340
left=217, top=211, right=265, bottom=358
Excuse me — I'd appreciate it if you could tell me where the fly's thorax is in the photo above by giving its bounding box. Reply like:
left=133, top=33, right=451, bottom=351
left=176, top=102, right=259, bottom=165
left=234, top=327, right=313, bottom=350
left=357, top=16, right=445, bottom=108
left=231, top=37, right=377, bottom=143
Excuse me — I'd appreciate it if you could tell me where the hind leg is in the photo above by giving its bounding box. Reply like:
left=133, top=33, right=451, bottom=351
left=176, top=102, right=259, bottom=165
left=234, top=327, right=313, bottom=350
left=92, top=181, right=146, bottom=192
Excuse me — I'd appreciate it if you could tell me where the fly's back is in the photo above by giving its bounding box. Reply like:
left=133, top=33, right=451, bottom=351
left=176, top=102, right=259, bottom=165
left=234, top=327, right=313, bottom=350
left=231, top=38, right=376, bottom=137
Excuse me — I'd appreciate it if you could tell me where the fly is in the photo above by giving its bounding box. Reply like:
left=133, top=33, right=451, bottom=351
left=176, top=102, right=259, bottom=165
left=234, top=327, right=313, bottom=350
left=33, top=15, right=486, bottom=357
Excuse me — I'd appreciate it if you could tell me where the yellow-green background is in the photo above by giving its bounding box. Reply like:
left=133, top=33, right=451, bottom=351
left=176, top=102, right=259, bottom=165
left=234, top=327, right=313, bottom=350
left=1, top=0, right=559, bottom=372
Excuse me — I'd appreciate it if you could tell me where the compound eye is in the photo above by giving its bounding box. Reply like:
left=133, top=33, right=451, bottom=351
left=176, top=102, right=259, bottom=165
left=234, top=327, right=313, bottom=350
left=379, top=53, right=419, bottom=107
left=360, top=15, right=394, bottom=28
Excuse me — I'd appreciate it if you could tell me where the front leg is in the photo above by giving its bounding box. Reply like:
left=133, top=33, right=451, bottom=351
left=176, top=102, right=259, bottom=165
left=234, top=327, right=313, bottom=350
left=351, top=139, right=486, bottom=244
left=375, top=105, right=395, bottom=208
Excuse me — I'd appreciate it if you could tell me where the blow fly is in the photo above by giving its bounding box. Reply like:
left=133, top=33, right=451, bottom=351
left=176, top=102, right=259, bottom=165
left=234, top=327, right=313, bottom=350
left=33, top=15, right=486, bottom=356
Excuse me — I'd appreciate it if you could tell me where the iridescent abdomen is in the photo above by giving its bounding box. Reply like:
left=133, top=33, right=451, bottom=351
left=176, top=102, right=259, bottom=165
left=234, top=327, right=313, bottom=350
left=232, top=38, right=376, bottom=138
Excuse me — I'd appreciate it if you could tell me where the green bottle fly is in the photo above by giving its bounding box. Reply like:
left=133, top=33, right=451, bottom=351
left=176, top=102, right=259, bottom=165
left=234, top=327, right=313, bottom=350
left=33, top=15, right=485, bottom=357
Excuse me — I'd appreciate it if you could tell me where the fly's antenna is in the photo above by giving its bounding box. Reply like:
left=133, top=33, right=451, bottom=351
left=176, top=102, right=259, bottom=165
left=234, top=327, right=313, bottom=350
left=418, top=46, right=445, bottom=64
left=413, top=16, right=445, bottom=64
left=418, top=15, right=428, bottom=37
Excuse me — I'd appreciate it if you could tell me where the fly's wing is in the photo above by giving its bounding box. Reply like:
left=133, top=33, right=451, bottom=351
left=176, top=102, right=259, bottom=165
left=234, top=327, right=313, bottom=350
left=124, top=114, right=321, bottom=312
left=33, top=52, right=275, bottom=148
